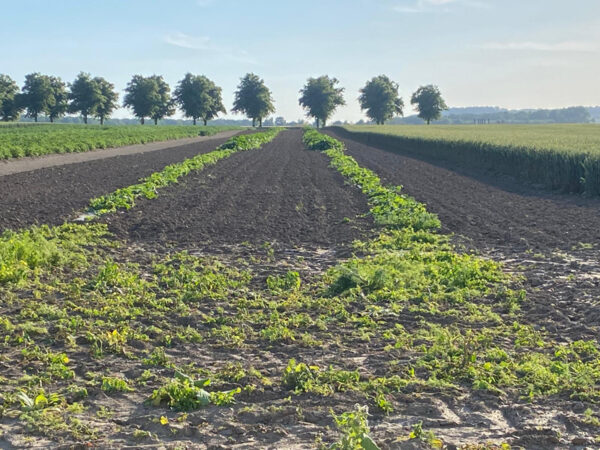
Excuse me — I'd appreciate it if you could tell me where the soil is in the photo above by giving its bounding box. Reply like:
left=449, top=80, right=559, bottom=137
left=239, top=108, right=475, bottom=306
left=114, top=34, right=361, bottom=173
left=0, top=132, right=239, bottom=232
left=105, top=128, right=372, bottom=252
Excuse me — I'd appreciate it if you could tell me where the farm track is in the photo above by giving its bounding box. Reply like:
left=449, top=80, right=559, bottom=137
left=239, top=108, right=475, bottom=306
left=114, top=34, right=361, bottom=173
left=105, top=128, right=372, bottom=261
left=0, top=132, right=241, bottom=231
left=0, top=130, right=241, bottom=177
left=327, top=128, right=600, bottom=342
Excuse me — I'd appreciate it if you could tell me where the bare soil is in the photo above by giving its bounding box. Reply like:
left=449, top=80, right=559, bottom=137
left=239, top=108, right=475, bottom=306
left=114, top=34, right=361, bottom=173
left=105, top=128, right=372, bottom=253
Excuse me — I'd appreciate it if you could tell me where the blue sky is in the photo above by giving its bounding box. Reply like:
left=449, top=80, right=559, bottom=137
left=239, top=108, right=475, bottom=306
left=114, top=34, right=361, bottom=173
left=1, top=0, right=599, bottom=122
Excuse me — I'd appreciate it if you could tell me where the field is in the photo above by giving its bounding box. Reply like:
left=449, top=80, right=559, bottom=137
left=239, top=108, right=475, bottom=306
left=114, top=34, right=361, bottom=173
left=0, top=127, right=600, bottom=448
left=0, top=124, right=241, bottom=159
left=341, top=124, right=600, bottom=195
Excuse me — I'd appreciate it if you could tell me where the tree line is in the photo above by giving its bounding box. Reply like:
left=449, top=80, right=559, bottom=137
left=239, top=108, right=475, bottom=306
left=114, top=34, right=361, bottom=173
left=0, top=72, right=447, bottom=126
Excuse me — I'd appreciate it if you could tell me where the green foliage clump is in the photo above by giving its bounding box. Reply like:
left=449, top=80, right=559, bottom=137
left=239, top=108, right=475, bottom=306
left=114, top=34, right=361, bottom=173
left=266, top=271, right=301, bottom=293
left=149, top=372, right=240, bottom=411
left=330, top=405, right=380, bottom=450
left=0, top=223, right=108, bottom=284
left=101, top=376, right=134, bottom=393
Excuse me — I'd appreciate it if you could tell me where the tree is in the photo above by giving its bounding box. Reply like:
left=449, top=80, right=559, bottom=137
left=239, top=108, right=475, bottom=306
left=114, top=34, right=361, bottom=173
left=358, top=75, right=404, bottom=125
left=123, top=75, right=174, bottom=125
left=93, top=77, right=119, bottom=125
left=174, top=73, right=226, bottom=125
left=232, top=73, right=275, bottom=127
left=410, top=84, right=448, bottom=125
left=0, top=74, right=22, bottom=121
left=123, top=75, right=156, bottom=125
left=298, top=76, right=345, bottom=128
left=149, top=75, right=174, bottom=125
left=21, top=73, right=54, bottom=122
left=47, top=76, right=68, bottom=123
left=69, top=72, right=102, bottom=124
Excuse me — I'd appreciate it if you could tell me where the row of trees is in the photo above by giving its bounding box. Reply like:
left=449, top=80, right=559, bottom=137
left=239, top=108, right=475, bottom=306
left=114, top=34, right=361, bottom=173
left=0, top=73, right=118, bottom=124
left=299, top=75, right=448, bottom=127
left=0, top=72, right=447, bottom=126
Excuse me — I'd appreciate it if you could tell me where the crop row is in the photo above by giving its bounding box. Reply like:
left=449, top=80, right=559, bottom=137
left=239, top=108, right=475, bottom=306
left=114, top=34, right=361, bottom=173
left=0, top=124, right=240, bottom=159
left=302, top=128, right=600, bottom=401
left=88, top=128, right=283, bottom=214
left=341, top=124, right=600, bottom=195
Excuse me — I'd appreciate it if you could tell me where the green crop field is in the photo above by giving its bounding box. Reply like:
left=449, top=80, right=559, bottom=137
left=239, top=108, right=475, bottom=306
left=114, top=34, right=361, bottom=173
left=0, top=124, right=241, bottom=159
left=344, top=124, right=600, bottom=154
left=341, top=124, right=600, bottom=195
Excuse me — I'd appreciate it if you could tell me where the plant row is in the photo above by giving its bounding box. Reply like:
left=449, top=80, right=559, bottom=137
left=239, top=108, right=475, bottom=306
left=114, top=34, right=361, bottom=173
left=301, top=128, right=600, bottom=402
left=0, top=124, right=239, bottom=159
left=88, top=128, right=283, bottom=214
left=340, top=124, right=600, bottom=195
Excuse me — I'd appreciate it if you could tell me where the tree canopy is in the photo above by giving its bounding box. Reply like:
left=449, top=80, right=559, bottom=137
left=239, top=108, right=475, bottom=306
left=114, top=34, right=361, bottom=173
left=47, top=76, right=68, bottom=123
left=174, top=73, right=226, bottom=126
left=232, top=73, right=275, bottom=127
left=21, top=73, right=54, bottom=122
left=93, top=77, right=119, bottom=125
left=358, top=75, right=403, bottom=125
left=0, top=74, right=22, bottom=122
left=298, top=76, right=345, bottom=128
left=410, top=84, right=448, bottom=125
left=123, top=75, right=174, bottom=125
left=69, top=72, right=102, bottom=124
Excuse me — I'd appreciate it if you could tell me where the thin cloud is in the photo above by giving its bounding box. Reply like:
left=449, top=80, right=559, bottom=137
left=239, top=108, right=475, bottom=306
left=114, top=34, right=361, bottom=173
left=393, top=0, right=487, bottom=13
left=164, top=32, right=210, bottom=50
left=481, top=41, right=599, bottom=52
left=163, top=32, right=257, bottom=64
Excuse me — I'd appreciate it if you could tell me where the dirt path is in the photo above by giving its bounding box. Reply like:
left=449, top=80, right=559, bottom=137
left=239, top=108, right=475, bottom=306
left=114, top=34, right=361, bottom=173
left=0, top=130, right=241, bottom=176
left=0, top=132, right=239, bottom=231
left=106, top=128, right=371, bottom=252
left=328, top=128, right=600, bottom=343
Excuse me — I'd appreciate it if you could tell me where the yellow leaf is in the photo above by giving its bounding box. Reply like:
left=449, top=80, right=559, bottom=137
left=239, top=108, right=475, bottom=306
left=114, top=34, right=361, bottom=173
left=160, top=416, right=168, bottom=425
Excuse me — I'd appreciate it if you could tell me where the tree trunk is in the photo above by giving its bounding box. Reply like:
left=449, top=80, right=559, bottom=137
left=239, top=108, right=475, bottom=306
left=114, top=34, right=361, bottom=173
left=193, top=118, right=197, bottom=126
left=154, top=118, right=158, bottom=125
left=34, top=114, right=38, bottom=123
left=203, top=118, right=207, bottom=126
left=323, top=119, right=326, bottom=127
left=50, top=116, right=54, bottom=123
left=427, top=119, right=430, bottom=125
left=141, top=117, right=145, bottom=125
left=316, top=118, right=320, bottom=128
left=259, top=117, right=262, bottom=128
left=252, top=118, right=256, bottom=127
left=100, top=117, right=104, bottom=125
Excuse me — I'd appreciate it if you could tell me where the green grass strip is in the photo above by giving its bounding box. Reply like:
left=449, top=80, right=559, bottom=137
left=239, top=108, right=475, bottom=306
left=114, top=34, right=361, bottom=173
left=303, top=128, right=440, bottom=231
left=89, top=128, right=283, bottom=215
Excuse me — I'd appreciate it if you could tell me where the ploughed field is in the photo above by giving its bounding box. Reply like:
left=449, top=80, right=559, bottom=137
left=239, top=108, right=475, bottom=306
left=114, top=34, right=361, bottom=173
left=1, top=127, right=600, bottom=449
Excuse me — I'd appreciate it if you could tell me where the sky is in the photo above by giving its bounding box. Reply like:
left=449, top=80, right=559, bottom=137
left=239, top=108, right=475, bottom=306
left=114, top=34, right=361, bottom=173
left=1, top=0, right=599, bottom=122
